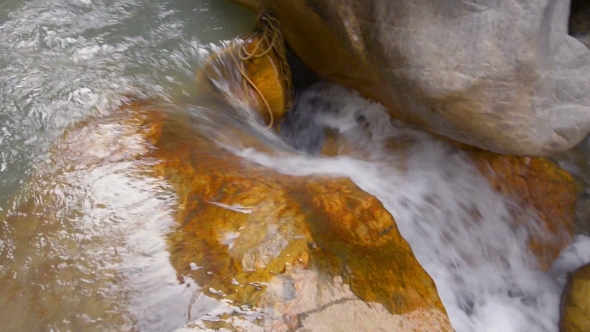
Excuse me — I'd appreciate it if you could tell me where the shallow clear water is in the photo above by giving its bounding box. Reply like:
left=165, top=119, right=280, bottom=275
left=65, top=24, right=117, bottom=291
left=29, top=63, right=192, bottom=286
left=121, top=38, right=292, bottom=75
left=0, top=0, right=254, bottom=330
left=0, top=0, right=254, bottom=206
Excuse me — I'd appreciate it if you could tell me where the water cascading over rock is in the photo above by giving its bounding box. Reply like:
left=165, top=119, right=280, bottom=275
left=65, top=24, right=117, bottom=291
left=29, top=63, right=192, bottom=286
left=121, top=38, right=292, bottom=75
left=3, top=7, right=584, bottom=331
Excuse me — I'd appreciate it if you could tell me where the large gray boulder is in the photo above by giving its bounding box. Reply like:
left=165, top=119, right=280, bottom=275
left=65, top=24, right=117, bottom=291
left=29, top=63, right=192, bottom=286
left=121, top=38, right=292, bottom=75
left=237, top=0, right=590, bottom=155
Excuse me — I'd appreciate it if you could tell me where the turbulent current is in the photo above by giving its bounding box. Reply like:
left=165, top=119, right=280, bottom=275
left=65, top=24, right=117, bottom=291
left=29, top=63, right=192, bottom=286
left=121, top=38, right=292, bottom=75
left=238, top=82, right=590, bottom=332
left=1, top=0, right=590, bottom=331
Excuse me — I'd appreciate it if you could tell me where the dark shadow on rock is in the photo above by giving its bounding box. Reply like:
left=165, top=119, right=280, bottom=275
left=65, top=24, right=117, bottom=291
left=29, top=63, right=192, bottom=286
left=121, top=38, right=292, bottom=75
left=570, top=0, right=590, bottom=47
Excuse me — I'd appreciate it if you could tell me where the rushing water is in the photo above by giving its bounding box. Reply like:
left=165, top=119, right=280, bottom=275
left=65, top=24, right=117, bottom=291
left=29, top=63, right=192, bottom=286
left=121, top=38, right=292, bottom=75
left=0, top=0, right=254, bottom=205
left=236, top=82, right=590, bottom=332
left=2, top=0, right=590, bottom=331
left=0, top=0, right=254, bottom=330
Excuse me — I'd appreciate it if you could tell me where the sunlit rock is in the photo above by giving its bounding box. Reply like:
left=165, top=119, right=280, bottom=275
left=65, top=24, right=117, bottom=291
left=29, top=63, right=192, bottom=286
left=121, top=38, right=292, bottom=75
left=560, top=263, right=590, bottom=332
left=300, top=179, right=450, bottom=314
left=229, top=0, right=590, bottom=156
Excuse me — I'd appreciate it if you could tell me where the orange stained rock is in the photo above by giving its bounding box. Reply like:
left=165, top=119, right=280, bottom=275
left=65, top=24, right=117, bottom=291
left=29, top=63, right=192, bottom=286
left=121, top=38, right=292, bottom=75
left=217, top=7, right=577, bottom=264
left=110, top=99, right=452, bottom=329
left=295, top=179, right=448, bottom=316
left=7, top=9, right=578, bottom=329
left=301, top=121, right=576, bottom=272
left=225, top=0, right=422, bottom=130
left=196, top=32, right=289, bottom=128
left=560, top=263, right=590, bottom=332
left=468, top=149, right=576, bottom=270
left=305, top=125, right=575, bottom=271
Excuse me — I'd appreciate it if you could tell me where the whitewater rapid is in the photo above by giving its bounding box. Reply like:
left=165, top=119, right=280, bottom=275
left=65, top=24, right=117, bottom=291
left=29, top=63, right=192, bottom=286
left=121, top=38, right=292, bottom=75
left=230, top=82, right=590, bottom=332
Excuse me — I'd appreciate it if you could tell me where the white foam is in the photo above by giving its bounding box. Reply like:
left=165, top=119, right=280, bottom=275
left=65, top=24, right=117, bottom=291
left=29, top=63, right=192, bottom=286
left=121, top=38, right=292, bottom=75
left=550, top=235, right=590, bottom=282
left=230, top=83, right=590, bottom=332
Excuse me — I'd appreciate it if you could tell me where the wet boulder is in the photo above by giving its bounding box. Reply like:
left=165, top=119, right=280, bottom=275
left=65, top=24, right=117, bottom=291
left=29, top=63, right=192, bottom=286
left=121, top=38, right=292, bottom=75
left=140, top=100, right=452, bottom=330
left=230, top=0, right=590, bottom=156
left=468, top=150, right=577, bottom=270
left=570, top=0, right=590, bottom=49
left=1, top=93, right=453, bottom=330
left=195, top=15, right=291, bottom=129
left=560, top=263, right=590, bottom=332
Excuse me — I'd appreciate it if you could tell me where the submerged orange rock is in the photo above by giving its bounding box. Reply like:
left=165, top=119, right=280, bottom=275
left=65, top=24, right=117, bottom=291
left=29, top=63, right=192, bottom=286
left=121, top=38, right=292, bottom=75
left=0, top=93, right=453, bottom=330
left=196, top=16, right=577, bottom=273
left=195, top=14, right=291, bottom=128
left=560, top=263, right=590, bottom=332
left=467, top=149, right=576, bottom=270
left=299, top=179, right=445, bottom=314
left=107, top=98, right=452, bottom=330
left=173, top=27, right=452, bottom=329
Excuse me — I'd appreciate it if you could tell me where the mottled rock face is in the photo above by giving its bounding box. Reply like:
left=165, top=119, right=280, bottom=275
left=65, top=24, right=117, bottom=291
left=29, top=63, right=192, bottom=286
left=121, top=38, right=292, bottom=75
left=229, top=0, right=590, bottom=156
left=0, top=95, right=452, bottom=331
left=117, top=99, right=453, bottom=330
left=467, top=150, right=577, bottom=270
left=570, top=0, right=590, bottom=48
left=276, top=79, right=577, bottom=272
left=196, top=30, right=289, bottom=128
left=560, top=263, right=590, bottom=332
left=177, top=35, right=451, bottom=328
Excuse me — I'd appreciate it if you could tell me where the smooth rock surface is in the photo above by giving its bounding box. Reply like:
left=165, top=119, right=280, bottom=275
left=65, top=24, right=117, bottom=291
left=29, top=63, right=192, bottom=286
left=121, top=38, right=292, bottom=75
left=140, top=99, right=452, bottom=330
left=276, top=80, right=577, bottom=271
left=468, top=149, right=577, bottom=269
left=231, top=0, right=590, bottom=156
left=196, top=26, right=290, bottom=129
left=560, top=263, right=590, bottom=332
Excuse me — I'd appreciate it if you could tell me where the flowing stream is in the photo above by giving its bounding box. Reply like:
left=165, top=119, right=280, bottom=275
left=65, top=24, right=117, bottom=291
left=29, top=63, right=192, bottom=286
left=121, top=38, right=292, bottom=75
left=0, top=0, right=255, bottom=330
left=235, top=82, right=590, bottom=332
left=1, top=0, right=590, bottom=331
